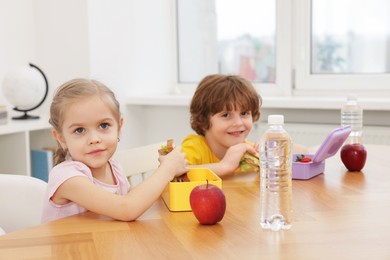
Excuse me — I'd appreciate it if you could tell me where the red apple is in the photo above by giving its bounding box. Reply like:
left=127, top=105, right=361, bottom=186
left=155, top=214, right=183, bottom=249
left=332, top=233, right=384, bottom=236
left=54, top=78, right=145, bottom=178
left=340, top=143, right=367, bottom=171
left=189, top=182, right=226, bottom=225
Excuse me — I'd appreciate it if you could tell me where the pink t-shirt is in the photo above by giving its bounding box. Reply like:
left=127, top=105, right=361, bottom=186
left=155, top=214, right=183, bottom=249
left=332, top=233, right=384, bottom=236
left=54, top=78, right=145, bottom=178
left=41, top=159, right=130, bottom=223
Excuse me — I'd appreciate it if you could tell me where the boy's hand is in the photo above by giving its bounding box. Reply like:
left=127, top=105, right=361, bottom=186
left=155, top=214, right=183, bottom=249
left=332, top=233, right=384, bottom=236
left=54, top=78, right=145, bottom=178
left=220, top=143, right=257, bottom=173
left=239, top=152, right=259, bottom=172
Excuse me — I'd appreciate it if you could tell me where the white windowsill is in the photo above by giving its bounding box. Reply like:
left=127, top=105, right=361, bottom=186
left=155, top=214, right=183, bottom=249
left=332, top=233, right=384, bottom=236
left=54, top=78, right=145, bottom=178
left=125, top=95, right=390, bottom=111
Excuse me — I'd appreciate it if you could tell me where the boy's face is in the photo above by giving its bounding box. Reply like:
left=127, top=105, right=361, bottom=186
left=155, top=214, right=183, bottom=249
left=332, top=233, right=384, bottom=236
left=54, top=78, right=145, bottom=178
left=205, top=109, right=253, bottom=150
left=53, top=95, right=122, bottom=172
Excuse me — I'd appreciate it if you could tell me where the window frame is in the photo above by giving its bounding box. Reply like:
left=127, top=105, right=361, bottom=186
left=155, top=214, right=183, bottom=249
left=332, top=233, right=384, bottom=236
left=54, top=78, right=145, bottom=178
left=173, top=0, right=292, bottom=97
left=293, top=0, right=390, bottom=97
left=173, top=0, right=390, bottom=98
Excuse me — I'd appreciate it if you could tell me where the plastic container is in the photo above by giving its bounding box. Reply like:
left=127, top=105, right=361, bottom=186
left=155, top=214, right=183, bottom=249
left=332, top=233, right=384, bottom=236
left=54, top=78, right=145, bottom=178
left=161, top=168, right=222, bottom=212
left=292, top=126, right=351, bottom=180
left=341, top=93, right=363, bottom=144
left=259, top=115, right=293, bottom=231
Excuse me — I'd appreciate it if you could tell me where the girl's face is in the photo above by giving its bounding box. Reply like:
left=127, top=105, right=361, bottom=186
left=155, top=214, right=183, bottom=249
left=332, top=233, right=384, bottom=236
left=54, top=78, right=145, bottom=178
left=205, top=108, right=253, bottom=155
left=53, top=95, right=122, bottom=173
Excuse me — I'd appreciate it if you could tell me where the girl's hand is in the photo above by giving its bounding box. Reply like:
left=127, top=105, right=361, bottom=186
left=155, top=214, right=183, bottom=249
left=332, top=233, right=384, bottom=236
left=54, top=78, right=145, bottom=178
left=158, top=146, right=189, bottom=178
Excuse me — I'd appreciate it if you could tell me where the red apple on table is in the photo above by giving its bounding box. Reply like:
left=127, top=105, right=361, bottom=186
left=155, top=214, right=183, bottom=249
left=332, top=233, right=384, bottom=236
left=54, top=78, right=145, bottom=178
left=189, top=182, right=226, bottom=225
left=340, top=143, right=367, bottom=171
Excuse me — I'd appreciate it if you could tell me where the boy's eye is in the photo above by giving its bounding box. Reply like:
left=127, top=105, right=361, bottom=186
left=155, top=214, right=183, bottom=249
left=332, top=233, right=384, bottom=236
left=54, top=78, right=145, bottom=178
left=241, top=111, right=251, bottom=116
left=100, top=122, right=110, bottom=129
left=221, top=112, right=229, bottom=118
left=74, top=127, right=85, bottom=134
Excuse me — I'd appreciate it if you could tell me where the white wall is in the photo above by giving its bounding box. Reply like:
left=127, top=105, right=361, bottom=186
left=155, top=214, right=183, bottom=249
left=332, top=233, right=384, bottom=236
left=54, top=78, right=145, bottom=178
left=87, top=0, right=176, bottom=99
left=86, top=0, right=178, bottom=148
left=0, top=0, right=90, bottom=118
left=0, top=0, right=36, bottom=106
left=0, top=0, right=177, bottom=148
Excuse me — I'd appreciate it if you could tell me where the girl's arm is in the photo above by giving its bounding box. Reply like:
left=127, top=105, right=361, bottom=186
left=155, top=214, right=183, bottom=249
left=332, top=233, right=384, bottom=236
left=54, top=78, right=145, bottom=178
left=54, top=146, right=188, bottom=221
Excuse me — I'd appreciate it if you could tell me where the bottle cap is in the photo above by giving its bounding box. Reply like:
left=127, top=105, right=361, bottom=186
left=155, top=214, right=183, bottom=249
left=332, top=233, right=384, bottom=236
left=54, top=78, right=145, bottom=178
left=268, top=115, right=284, bottom=125
left=347, top=93, right=358, bottom=101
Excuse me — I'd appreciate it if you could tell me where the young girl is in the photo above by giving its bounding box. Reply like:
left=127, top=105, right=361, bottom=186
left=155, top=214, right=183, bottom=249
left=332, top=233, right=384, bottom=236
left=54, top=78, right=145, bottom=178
left=41, top=78, right=188, bottom=223
left=181, top=74, right=262, bottom=177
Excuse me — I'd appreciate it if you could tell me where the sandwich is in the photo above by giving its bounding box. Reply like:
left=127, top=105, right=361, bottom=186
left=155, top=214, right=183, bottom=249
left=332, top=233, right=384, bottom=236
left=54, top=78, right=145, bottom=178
left=239, top=152, right=259, bottom=173
left=158, top=139, right=174, bottom=155
left=158, top=139, right=189, bottom=182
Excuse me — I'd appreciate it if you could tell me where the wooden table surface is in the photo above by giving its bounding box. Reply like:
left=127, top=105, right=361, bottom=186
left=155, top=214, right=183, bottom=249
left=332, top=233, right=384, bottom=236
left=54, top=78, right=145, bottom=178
left=1, top=144, right=390, bottom=259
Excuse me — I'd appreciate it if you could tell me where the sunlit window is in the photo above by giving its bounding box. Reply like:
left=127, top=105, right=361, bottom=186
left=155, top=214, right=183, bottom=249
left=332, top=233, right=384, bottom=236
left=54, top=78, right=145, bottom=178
left=311, top=0, right=390, bottom=74
left=177, top=0, right=276, bottom=83
left=177, top=0, right=390, bottom=94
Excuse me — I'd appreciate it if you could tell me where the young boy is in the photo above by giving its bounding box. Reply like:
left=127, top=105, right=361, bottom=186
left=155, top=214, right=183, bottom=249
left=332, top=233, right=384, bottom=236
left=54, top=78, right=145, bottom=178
left=181, top=74, right=262, bottom=177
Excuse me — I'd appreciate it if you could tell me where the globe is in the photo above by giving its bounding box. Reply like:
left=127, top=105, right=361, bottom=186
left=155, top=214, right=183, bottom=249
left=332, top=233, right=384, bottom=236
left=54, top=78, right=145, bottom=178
left=2, top=63, right=48, bottom=120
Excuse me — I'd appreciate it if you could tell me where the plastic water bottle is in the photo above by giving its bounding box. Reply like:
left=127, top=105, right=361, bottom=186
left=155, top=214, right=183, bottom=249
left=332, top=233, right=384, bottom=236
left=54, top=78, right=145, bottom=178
left=341, top=94, right=363, bottom=144
left=259, top=115, right=293, bottom=231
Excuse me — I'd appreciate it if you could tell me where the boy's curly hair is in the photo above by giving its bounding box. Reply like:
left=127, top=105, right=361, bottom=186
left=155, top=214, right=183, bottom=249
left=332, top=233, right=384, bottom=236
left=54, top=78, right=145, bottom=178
left=190, top=74, right=262, bottom=136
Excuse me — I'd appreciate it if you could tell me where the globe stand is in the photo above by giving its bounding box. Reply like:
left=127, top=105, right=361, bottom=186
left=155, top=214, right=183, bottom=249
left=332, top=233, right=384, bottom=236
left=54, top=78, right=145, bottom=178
left=12, top=111, right=40, bottom=120
left=11, top=63, right=49, bottom=120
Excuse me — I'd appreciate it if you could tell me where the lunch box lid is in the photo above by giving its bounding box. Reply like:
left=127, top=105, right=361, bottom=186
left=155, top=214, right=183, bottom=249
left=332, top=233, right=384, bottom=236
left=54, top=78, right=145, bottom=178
left=313, top=126, right=352, bottom=163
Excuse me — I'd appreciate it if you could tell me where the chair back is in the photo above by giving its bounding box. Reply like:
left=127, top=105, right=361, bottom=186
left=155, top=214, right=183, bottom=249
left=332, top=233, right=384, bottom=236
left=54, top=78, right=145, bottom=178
left=114, top=142, right=164, bottom=186
left=0, top=174, right=47, bottom=234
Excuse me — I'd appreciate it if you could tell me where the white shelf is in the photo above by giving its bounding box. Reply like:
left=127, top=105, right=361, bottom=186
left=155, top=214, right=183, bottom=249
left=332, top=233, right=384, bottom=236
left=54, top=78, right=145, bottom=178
left=0, top=117, right=54, bottom=176
left=0, top=117, right=51, bottom=135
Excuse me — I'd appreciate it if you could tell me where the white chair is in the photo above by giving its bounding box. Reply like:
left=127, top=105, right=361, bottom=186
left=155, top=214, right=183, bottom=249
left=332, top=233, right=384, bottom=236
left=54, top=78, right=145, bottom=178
left=0, top=174, right=47, bottom=234
left=114, top=142, right=164, bottom=186
left=0, top=226, right=5, bottom=235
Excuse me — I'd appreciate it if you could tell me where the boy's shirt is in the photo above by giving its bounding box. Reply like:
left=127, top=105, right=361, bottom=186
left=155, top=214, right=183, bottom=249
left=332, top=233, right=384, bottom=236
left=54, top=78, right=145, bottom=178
left=181, top=134, right=220, bottom=166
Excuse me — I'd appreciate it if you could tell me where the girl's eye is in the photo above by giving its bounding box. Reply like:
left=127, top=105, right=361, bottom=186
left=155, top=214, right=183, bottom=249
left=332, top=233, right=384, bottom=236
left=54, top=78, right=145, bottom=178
left=100, top=123, right=110, bottom=130
left=74, top=128, right=85, bottom=134
left=241, top=111, right=251, bottom=116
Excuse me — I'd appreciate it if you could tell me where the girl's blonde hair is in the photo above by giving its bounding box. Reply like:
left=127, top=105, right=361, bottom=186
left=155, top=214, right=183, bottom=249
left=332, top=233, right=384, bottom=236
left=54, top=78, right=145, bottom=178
left=190, top=74, right=262, bottom=136
left=49, top=78, right=121, bottom=165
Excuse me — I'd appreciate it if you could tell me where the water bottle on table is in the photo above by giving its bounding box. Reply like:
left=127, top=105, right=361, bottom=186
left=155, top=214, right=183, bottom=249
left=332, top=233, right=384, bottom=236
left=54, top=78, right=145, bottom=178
left=259, top=115, right=293, bottom=231
left=341, top=93, right=363, bottom=144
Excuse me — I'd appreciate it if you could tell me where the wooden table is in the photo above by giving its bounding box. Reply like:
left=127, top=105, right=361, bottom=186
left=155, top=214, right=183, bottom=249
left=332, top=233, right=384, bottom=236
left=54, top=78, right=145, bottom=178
left=1, top=145, right=390, bottom=259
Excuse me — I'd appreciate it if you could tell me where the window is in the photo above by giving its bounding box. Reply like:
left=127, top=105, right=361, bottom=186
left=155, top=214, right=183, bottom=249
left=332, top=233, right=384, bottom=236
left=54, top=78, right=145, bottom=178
left=311, top=0, right=390, bottom=74
left=295, top=0, right=390, bottom=94
left=176, top=0, right=291, bottom=96
left=176, top=0, right=390, bottom=97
